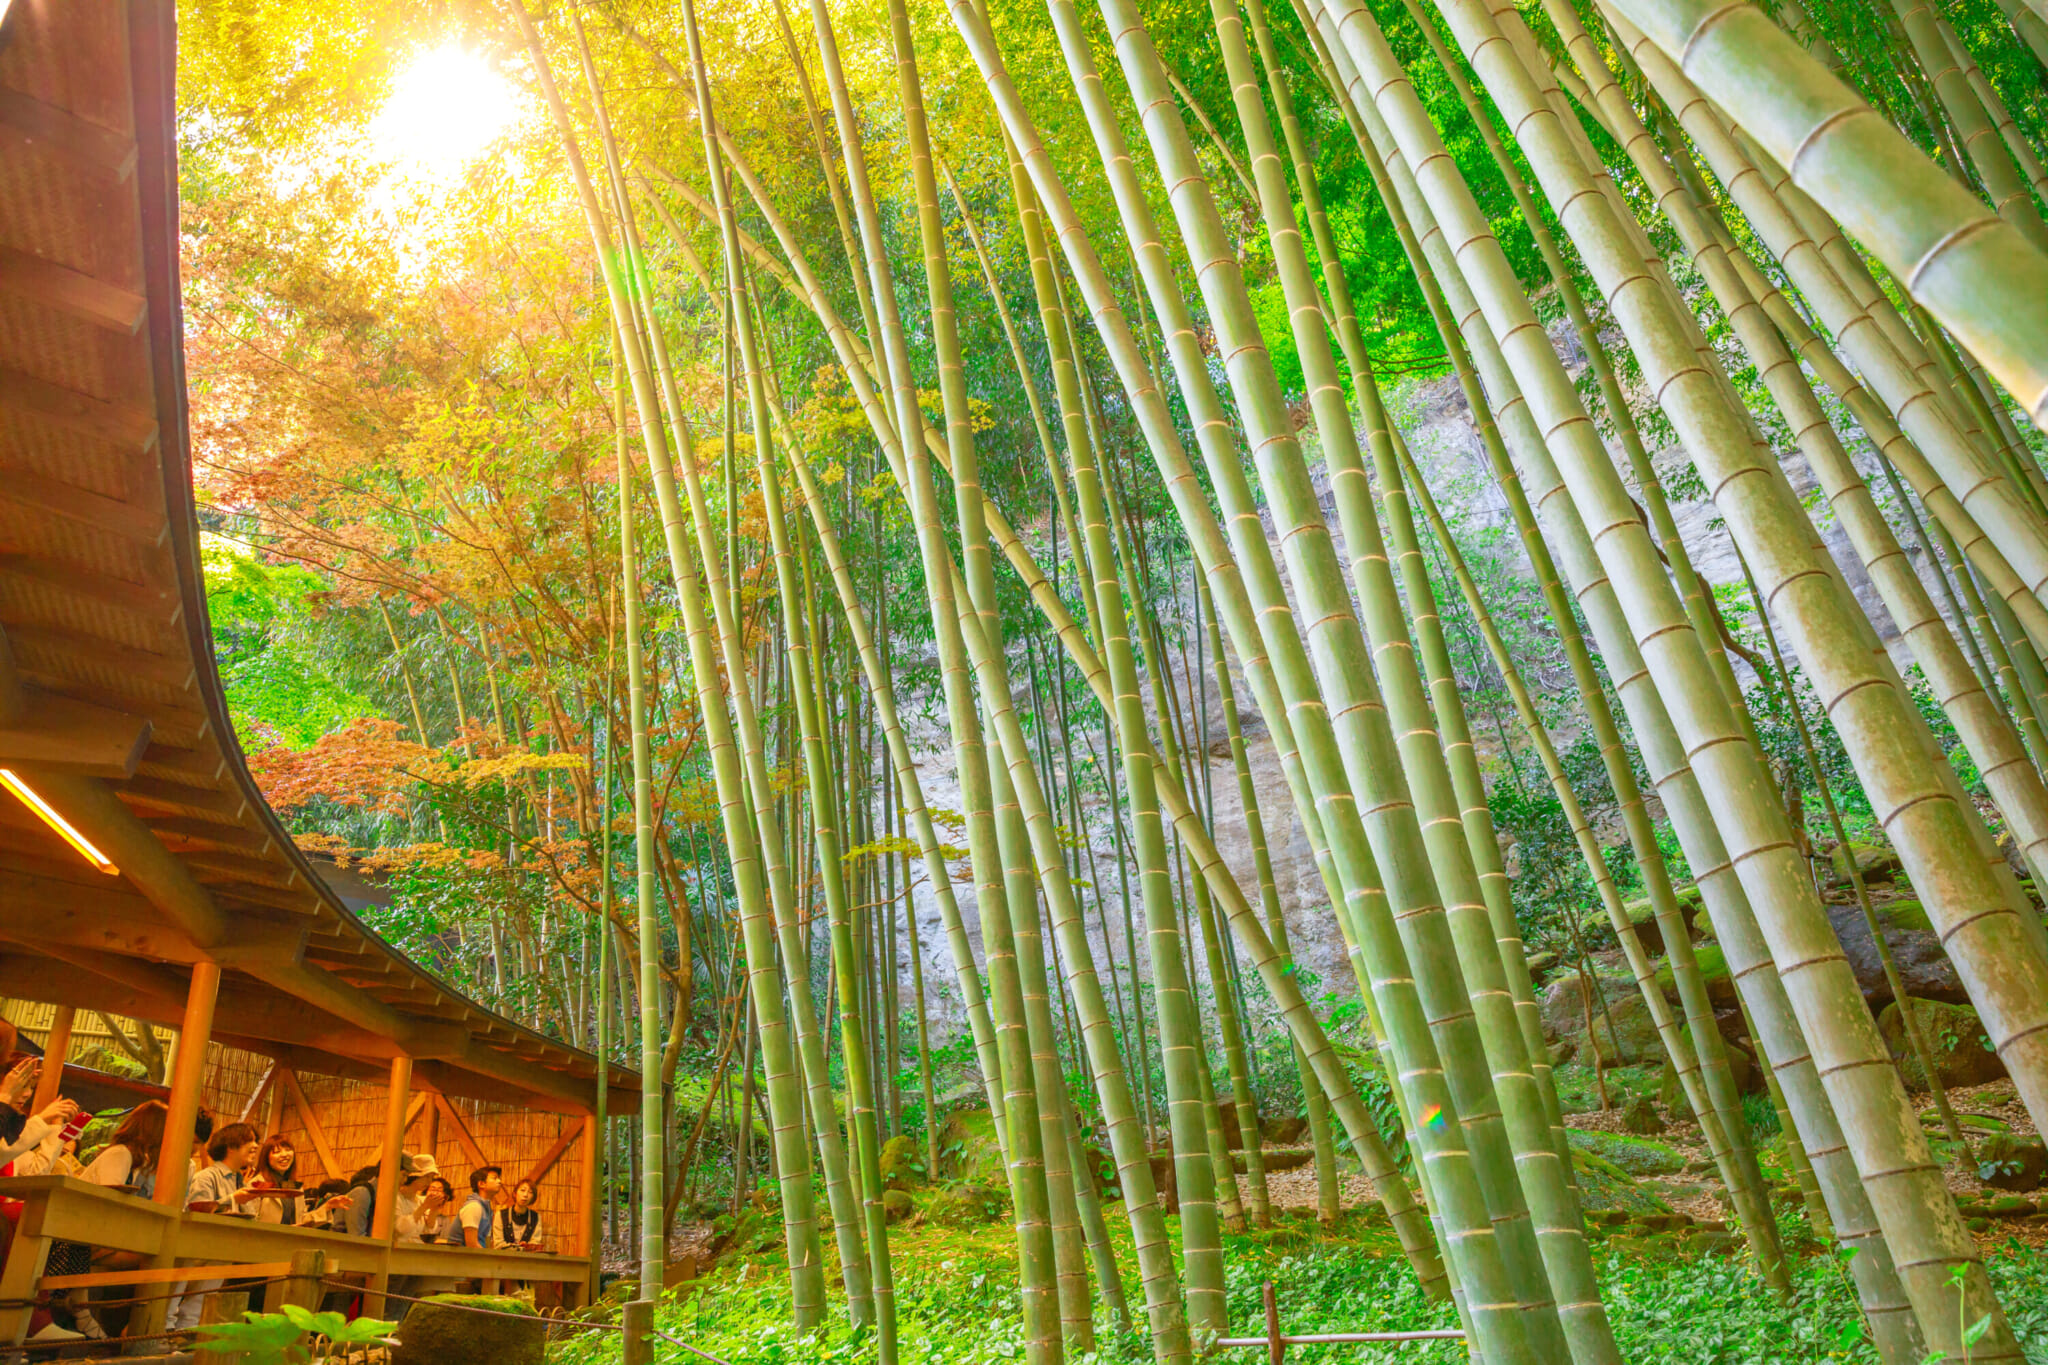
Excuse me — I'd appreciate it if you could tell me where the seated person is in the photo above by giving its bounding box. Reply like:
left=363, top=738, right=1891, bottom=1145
left=80, top=1101, right=166, bottom=1193
left=186, top=1109, right=215, bottom=1182
left=499, top=1179, right=546, bottom=1250
left=0, top=1053, right=79, bottom=1171
left=247, top=1134, right=334, bottom=1225
left=397, top=1175, right=456, bottom=1243
left=187, top=1122, right=259, bottom=1212
left=344, top=1151, right=438, bottom=1237
left=301, top=1178, right=352, bottom=1231
left=457, top=1166, right=502, bottom=1249
left=171, top=1123, right=260, bottom=1334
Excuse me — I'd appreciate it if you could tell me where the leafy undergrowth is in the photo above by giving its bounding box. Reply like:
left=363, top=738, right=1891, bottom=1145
left=551, top=1213, right=2048, bottom=1364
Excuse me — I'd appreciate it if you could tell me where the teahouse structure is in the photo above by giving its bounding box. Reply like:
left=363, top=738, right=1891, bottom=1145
left=0, top=0, right=637, bottom=1340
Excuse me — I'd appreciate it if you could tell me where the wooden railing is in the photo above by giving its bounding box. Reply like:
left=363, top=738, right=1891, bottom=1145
left=0, top=1175, right=590, bottom=1347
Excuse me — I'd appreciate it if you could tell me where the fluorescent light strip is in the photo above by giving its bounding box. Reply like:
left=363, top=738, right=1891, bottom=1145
left=0, top=769, right=119, bottom=875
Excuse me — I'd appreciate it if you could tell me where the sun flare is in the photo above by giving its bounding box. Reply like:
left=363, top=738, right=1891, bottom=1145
left=367, top=44, right=523, bottom=184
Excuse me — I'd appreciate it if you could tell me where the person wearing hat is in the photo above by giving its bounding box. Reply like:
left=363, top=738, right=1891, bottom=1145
left=344, top=1151, right=439, bottom=1238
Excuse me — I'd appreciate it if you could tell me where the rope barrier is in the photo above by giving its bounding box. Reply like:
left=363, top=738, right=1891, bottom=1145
left=319, top=1278, right=738, bottom=1365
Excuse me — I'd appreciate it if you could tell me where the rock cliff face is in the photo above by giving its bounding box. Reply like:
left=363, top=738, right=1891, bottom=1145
left=883, top=331, right=1944, bottom=1035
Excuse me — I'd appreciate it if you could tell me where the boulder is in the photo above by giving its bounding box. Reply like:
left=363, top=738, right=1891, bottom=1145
left=1539, top=975, right=1663, bottom=1068
left=1263, top=1115, right=1309, bottom=1145
left=1828, top=906, right=1966, bottom=1008
left=1875, top=898, right=1934, bottom=935
left=1652, top=943, right=1738, bottom=1010
left=925, top=1181, right=1009, bottom=1227
left=1878, top=997, right=2006, bottom=1090
left=1567, top=1128, right=1684, bottom=1177
left=392, top=1295, right=543, bottom=1365
left=1525, top=950, right=1560, bottom=983
left=1620, top=1093, right=1664, bottom=1135
left=1829, top=841, right=1903, bottom=885
left=882, top=1189, right=915, bottom=1223
left=938, top=1108, right=1006, bottom=1183
left=1583, top=884, right=1704, bottom=956
left=1975, top=1134, right=2047, bottom=1193
left=1234, top=1147, right=1315, bottom=1174
left=879, top=1134, right=924, bottom=1191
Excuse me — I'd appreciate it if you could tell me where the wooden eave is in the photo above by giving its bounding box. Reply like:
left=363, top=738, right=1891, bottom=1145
left=0, top=0, right=637, bottom=1114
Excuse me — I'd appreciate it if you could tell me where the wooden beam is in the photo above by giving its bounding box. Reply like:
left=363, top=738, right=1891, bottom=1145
left=0, top=688, right=152, bottom=777
left=431, top=1093, right=489, bottom=1174
left=18, top=769, right=227, bottom=946
left=0, top=245, right=145, bottom=332
left=237, top=1062, right=278, bottom=1126
left=0, top=368, right=158, bottom=452
left=0, top=553, right=175, bottom=618
left=522, top=1118, right=586, bottom=1190
left=41, top=1262, right=294, bottom=1292
left=3, top=628, right=191, bottom=693
left=276, top=1067, right=340, bottom=1179
left=401, top=1091, right=429, bottom=1135
left=0, top=953, right=181, bottom=1025
left=0, top=466, right=163, bottom=545
left=31, top=1006, right=74, bottom=1111
left=0, top=88, right=138, bottom=178
left=119, top=776, right=243, bottom=822
left=144, top=815, right=272, bottom=856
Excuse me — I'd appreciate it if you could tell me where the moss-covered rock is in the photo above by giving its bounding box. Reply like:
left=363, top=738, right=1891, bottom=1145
left=1567, top=1128, right=1684, bottom=1177
left=880, top=1134, right=925, bottom=1191
left=1232, top=1146, right=1314, bottom=1174
left=1876, top=898, right=1933, bottom=934
left=882, top=1189, right=915, bottom=1223
left=392, top=1295, right=542, bottom=1365
left=1975, top=1133, right=2047, bottom=1193
left=925, top=1181, right=1010, bottom=1228
left=1620, top=1093, right=1664, bottom=1135
left=1651, top=942, right=1735, bottom=1009
left=937, top=1109, right=1005, bottom=1183
left=1878, top=998, right=2006, bottom=1090
left=1540, top=975, right=1664, bottom=1068
left=1569, top=1146, right=1669, bottom=1215
left=1830, top=841, right=1902, bottom=884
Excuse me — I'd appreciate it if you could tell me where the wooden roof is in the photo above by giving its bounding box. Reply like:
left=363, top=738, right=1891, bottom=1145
left=0, top=0, right=636, bottom=1114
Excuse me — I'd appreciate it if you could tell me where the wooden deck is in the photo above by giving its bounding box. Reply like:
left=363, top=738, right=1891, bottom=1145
left=0, top=1176, right=590, bottom=1343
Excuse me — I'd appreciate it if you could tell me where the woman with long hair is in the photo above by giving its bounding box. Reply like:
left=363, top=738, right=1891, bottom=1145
left=79, top=1102, right=166, bottom=1195
left=248, top=1135, right=304, bottom=1225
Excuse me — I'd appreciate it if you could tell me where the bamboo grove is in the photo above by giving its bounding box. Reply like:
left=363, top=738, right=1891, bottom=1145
left=190, top=0, right=2048, bottom=1358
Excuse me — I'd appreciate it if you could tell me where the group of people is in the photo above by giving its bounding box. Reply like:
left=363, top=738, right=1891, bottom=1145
left=0, top=1022, right=554, bottom=1347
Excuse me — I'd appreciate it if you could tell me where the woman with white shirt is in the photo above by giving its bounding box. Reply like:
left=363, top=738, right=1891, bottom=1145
left=0, top=1057, right=79, bottom=1174
left=79, top=1101, right=167, bottom=1194
left=397, top=1176, right=456, bottom=1243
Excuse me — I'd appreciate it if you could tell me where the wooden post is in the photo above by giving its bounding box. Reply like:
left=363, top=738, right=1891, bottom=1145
left=191, top=1288, right=249, bottom=1365
left=622, top=1296, right=654, bottom=1365
left=264, top=1249, right=327, bottom=1314
left=579, top=1109, right=601, bottom=1306
left=153, top=963, right=220, bottom=1212
left=131, top=962, right=220, bottom=1342
left=0, top=1219, right=52, bottom=1345
left=364, top=1053, right=412, bottom=1319
left=1264, top=1280, right=1283, bottom=1365
left=31, top=1005, right=74, bottom=1113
